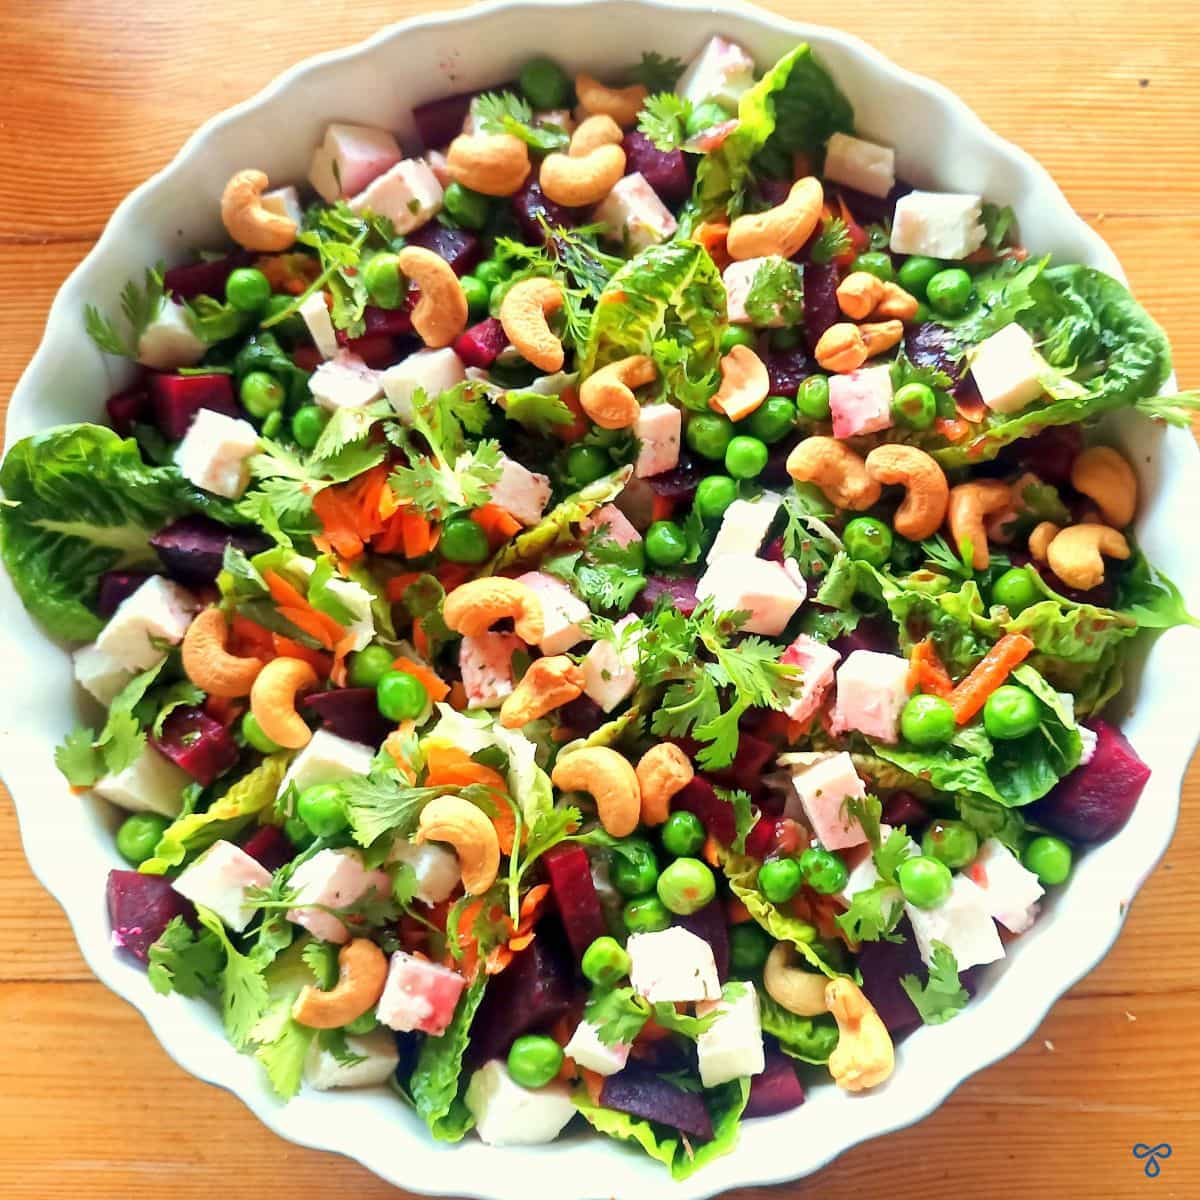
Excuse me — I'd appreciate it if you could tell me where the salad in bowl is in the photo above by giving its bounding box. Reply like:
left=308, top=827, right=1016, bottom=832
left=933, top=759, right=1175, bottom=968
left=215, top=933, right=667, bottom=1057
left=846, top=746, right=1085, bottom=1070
left=4, top=29, right=1196, bottom=1179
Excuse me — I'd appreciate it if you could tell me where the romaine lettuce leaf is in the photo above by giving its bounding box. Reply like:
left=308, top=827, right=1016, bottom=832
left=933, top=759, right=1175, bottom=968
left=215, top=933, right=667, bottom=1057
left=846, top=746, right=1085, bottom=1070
left=410, top=973, right=487, bottom=1142
left=757, top=990, right=839, bottom=1063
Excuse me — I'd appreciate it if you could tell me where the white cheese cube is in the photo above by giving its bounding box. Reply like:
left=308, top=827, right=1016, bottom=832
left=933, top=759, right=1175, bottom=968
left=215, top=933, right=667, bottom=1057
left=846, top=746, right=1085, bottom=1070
left=696, top=553, right=804, bottom=636
left=286, top=849, right=390, bottom=945
left=388, top=840, right=462, bottom=906
left=831, top=649, right=911, bottom=744
left=969, top=322, right=1048, bottom=415
left=488, top=454, right=552, bottom=526
left=513, top=571, right=589, bottom=655
left=96, top=576, right=197, bottom=672
left=382, top=347, right=466, bottom=421
left=907, top=874, right=1005, bottom=970
left=460, top=631, right=522, bottom=710
left=299, top=292, right=339, bottom=359
left=722, top=257, right=789, bottom=327
left=377, top=950, right=467, bottom=1035
left=465, top=1061, right=576, bottom=1147
left=676, top=35, right=757, bottom=111
left=321, top=576, right=375, bottom=651
left=261, top=185, right=304, bottom=227
left=628, top=927, right=721, bottom=1004
left=707, top=492, right=782, bottom=562
left=696, top=981, right=766, bottom=1088
left=829, top=365, right=894, bottom=439
left=174, top=408, right=260, bottom=500
left=349, top=158, right=444, bottom=236
left=579, top=503, right=642, bottom=548
left=172, top=838, right=272, bottom=933
left=780, top=634, right=841, bottom=725
left=305, top=1028, right=400, bottom=1090
left=966, top=838, right=1045, bottom=934
left=785, top=751, right=868, bottom=851
left=278, top=729, right=375, bottom=803
left=594, top=173, right=678, bottom=253
left=136, top=300, right=206, bottom=370
left=823, top=133, right=896, bottom=200
left=1079, top=724, right=1098, bottom=765
left=564, top=1019, right=631, bottom=1077
left=308, top=351, right=385, bottom=411
left=890, top=191, right=986, bottom=260
left=72, top=642, right=133, bottom=706
left=581, top=614, right=642, bottom=713
left=633, top=402, right=681, bottom=478
left=308, top=122, right=403, bottom=203
left=94, top=743, right=190, bottom=818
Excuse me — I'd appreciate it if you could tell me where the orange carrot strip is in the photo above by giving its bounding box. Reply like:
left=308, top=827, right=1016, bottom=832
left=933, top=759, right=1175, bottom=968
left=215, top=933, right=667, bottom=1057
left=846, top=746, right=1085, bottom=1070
left=948, top=633, right=1036, bottom=724
left=391, top=656, right=450, bottom=703
left=702, top=835, right=721, bottom=868
left=385, top=572, right=422, bottom=602
left=229, top=615, right=276, bottom=660
left=580, top=1069, right=605, bottom=1105
left=694, top=220, right=731, bottom=270
left=933, top=416, right=970, bottom=444
left=271, top=634, right=333, bottom=677
left=424, top=743, right=508, bottom=793
left=550, top=385, right=590, bottom=444
left=472, top=503, right=522, bottom=545
left=909, top=639, right=954, bottom=698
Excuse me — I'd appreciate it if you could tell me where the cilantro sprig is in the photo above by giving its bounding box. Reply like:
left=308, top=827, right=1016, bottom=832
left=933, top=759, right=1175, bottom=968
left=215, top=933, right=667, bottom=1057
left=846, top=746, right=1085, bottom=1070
left=472, top=91, right=570, bottom=153
left=901, top=941, right=970, bottom=1024
left=84, top=264, right=166, bottom=359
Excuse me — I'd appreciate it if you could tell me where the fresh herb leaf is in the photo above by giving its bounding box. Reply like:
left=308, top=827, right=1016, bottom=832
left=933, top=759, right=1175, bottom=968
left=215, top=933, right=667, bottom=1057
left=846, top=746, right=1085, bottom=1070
left=744, top=256, right=804, bottom=325
left=472, top=91, right=570, bottom=153
left=637, top=93, right=693, bottom=152
left=254, top=1006, right=316, bottom=1099
left=836, top=880, right=906, bottom=944
left=714, top=786, right=756, bottom=854
left=900, top=941, right=970, bottom=1024
left=981, top=203, right=1017, bottom=252
left=83, top=264, right=167, bottom=359
left=586, top=986, right=651, bottom=1047
left=301, top=940, right=340, bottom=991
left=626, top=51, right=686, bottom=91
left=147, top=916, right=224, bottom=998
left=809, top=215, right=851, bottom=265
left=503, top=389, right=576, bottom=435
left=194, top=905, right=270, bottom=1049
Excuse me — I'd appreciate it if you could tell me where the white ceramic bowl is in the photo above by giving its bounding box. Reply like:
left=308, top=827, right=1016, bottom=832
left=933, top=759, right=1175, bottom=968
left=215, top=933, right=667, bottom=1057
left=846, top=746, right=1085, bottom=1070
left=3, top=2, right=1198, bottom=1195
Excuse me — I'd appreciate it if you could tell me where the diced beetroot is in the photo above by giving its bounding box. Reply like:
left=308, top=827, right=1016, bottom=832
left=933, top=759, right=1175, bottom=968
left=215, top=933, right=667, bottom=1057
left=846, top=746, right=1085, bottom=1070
left=151, top=706, right=239, bottom=786
left=856, top=918, right=925, bottom=1034
left=107, top=869, right=194, bottom=964
left=239, top=824, right=295, bottom=874
left=1001, top=423, right=1083, bottom=486
left=405, top=223, right=482, bottom=276
left=335, top=332, right=396, bottom=368
left=601, top=1067, right=714, bottom=1140
left=744, top=815, right=777, bottom=860
left=881, top=791, right=927, bottom=829
left=163, top=251, right=255, bottom=301
left=834, top=181, right=913, bottom=228
left=802, top=263, right=840, bottom=351
left=454, top=318, right=508, bottom=368
left=621, top=131, right=691, bottom=202
left=633, top=574, right=699, bottom=617
left=763, top=434, right=802, bottom=487
left=1030, top=720, right=1151, bottom=843
left=292, top=345, right=324, bottom=373
left=303, top=688, right=393, bottom=748
left=904, top=323, right=967, bottom=387
left=831, top=616, right=898, bottom=658
left=512, top=179, right=583, bottom=244
left=149, top=373, right=239, bottom=440
left=412, top=90, right=476, bottom=150
left=150, top=516, right=270, bottom=585
left=544, top=845, right=606, bottom=962
left=745, top=1049, right=806, bottom=1118
left=363, top=301, right=415, bottom=337
left=758, top=178, right=793, bottom=208
left=644, top=456, right=701, bottom=505
left=764, top=344, right=816, bottom=397
left=98, top=571, right=153, bottom=617
left=707, top=731, right=775, bottom=792
left=670, top=777, right=736, bottom=845
left=558, top=694, right=607, bottom=736
left=673, top=901, right=729, bottom=982
left=107, top=384, right=150, bottom=437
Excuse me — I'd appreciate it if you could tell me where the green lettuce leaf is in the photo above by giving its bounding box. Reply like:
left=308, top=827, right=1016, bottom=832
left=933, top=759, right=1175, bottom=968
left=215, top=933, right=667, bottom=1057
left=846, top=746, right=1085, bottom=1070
left=411, top=973, right=487, bottom=1142
left=757, top=990, right=839, bottom=1063
left=1112, top=549, right=1200, bottom=631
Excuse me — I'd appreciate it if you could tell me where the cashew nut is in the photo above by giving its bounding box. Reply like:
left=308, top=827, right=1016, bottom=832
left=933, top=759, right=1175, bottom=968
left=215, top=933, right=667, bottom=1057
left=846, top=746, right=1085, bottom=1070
left=570, top=114, right=624, bottom=157
left=499, top=655, right=585, bottom=729
left=787, top=437, right=882, bottom=511
left=291, top=937, right=388, bottom=1030
left=415, top=794, right=500, bottom=895
left=710, top=345, right=770, bottom=422
left=865, top=445, right=950, bottom=541
left=836, top=272, right=885, bottom=321
left=826, top=976, right=895, bottom=1093
left=947, top=479, right=1013, bottom=570
left=443, top=577, right=544, bottom=645
left=1070, top=446, right=1138, bottom=528
left=635, top=743, right=694, bottom=826
left=763, top=943, right=830, bottom=1016
left=499, top=277, right=565, bottom=372
left=1047, top=523, right=1130, bottom=591
left=1028, top=520, right=1061, bottom=563
left=860, top=319, right=905, bottom=358
left=580, top=354, right=656, bottom=429
left=575, top=73, right=648, bottom=128
left=249, top=657, right=318, bottom=750
left=220, top=169, right=298, bottom=253
left=539, top=143, right=626, bottom=206
left=726, top=177, right=824, bottom=261
left=814, top=323, right=868, bottom=373
left=873, top=281, right=920, bottom=322
left=181, top=607, right=264, bottom=698
left=446, top=131, right=531, bottom=196
left=397, top=246, right=469, bottom=349
left=551, top=747, right=641, bottom=838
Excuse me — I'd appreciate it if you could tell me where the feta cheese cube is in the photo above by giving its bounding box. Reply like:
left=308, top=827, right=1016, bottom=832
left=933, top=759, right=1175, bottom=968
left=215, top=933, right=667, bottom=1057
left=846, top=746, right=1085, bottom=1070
left=488, top=454, right=552, bottom=526
left=564, top=1019, right=631, bottom=1077
left=581, top=614, right=642, bottom=713
left=707, top=492, right=782, bottom=562
left=96, top=576, right=197, bottom=672
left=299, top=293, right=339, bottom=360
left=890, top=191, right=986, bottom=260
left=594, top=173, right=677, bottom=253
left=172, top=839, right=272, bottom=932
left=907, top=874, right=1005, bottom=970
left=513, top=571, right=589, bottom=655
left=349, top=158, right=444, bottom=235
left=823, top=133, right=896, bottom=200
left=278, top=729, right=375, bottom=802
left=286, top=849, right=390, bottom=944
left=696, top=981, right=766, bottom=1088
left=308, top=351, right=385, bottom=412
left=308, top=122, right=403, bottom=203
left=321, top=576, right=375, bottom=651
left=174, top=407, right=260, bottom=500
left=628, top=927, right=721, bottom=1004
left=388, top=840, right=462, bottom=906
left=1079, top=724, right=1098, bottom=765
left=633, top=402, right=681, bottom=479
left=829, top=365, right=894, bottom=440
left=676, top=35, right=757, bottom=111
left=136, top=300, right=206, bottom=370
left=465, top=1061, right=576, bottom=1146
left=831, top=650, right=911, bottom=743
left=305, top=1028, right=400, bottom=1091
left=579, top=502, right=642, bottom=548
left=261, top=185, right=304, bottom=227
left=966, top=838, right=1045, bottom=933
left=382, top=347, right=466, bottom=421
left=94, top=743, right=190, bottom=817
left=969, top=322, right=1048, bottom=415
left=785, top=751, right=868, bottom=851
left=780, top=634, right=841, bottom=725
left=73, top=642, right=133, bottom=706
left=722, top=257, right=789, bottom=327
left=377, top=950, right=467, bottom=1035
left=696, top=553, right=804, bottom=635
left=459, top=631, right=522, bottom=709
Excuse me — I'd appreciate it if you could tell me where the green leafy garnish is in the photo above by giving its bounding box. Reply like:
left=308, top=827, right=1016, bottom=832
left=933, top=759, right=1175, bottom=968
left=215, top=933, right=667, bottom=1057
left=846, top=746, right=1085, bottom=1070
left=147, top=915, right=224, bottom=998
left=900, top=941, right=970, bottom=1024
left=625, top=51, right=686, bottom=92
left=472, top=91, right=570, bottom=153
left=808, top=215, right=852, bottom=265
left=411, top=974, right=487, bottom=1141
left=83, top=264, right=167, bottom=358
left=744, top=256, right=805, bottom=325
left=637, top=93, right=694, bottom=152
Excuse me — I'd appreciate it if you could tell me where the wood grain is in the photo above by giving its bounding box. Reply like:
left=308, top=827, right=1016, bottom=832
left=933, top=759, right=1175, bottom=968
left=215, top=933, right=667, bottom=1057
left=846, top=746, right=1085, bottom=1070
left=1, top=2, right=1197, bottom=1196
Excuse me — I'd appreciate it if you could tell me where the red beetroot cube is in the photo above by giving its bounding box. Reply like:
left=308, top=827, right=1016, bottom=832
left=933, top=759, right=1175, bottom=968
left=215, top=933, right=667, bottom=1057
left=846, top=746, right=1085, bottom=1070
left=151, top=706, right=239, bottom=786
left=149, top=373, right=238, bottom=440
left=454, top=318, right=508, bottom=368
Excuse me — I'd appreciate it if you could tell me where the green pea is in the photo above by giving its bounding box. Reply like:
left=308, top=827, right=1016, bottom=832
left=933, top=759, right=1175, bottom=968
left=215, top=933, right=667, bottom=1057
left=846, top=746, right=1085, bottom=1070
left=440, top=515, right=490, bottom=564
left=565, top=444, right=612, bottom=486
left=770, top=327, right=800, bottom=351
left=925, top=268, right=973, bottom=317
left=992, top=567, right=1040, bottom=615
left=240, top=370, right=285, bottom=420
left=242, top=711, right=284, bottom=754
left=225, top=266, right=272, bottom=312
left=728, top=923, right=772, bottom=974
left=443, top=182, right=491, bottom=231
left=115, top=812, right=170, bottom=866
left=297, top=782, right=349, bottom=839
left=758, top=857, right=803, bottom=905
left=507, top=1034, right=564, bottom=1089
left=852, top=251, right=895, bottom=283
left=725, top=435, right=768, bottom=480
left=581, top=936, right=632, bottom=987
left=685, top=100, right=731, bottom=138
left=349, top=644, right=396, bottom=690
left=518, top=56, right=571, bottom=109
left=363, top=252, right=407, bottom=309
left=900, top=694, right=957, bottom=747
left=798, top=847, right=849, bottom=895
left=694, top=474, right=738, bottom=522
left=745, top=396, right=796, bottom=444
left=1023, top=835, right=1073, bottom=886
left=291, top=404, right=330, bottom=450
left=983, top=684, right=1041, bottom=740
left=612, top=839, right=660, bottom=897
left=460, top=273, right=490, bottom=317
left=656, top=857, right=716, bottom=915
left=645, top=520, right=688, bottom=567
left=897, top=255, right=943, bottom=298
left=685, top=412, right=735, bottom=461
left=796, top=374, right=831, bottom=421
left=892, top=381, right=937, bottom=430
left=661, top=810, right=706, bottom=858
left=622, top=894, right=672, bottom=934
left=376, top=670, right=429, bottom=722
left=474, top=259, right=511, bottom=290
left=843, top=516, right=893, bottom=567
left=719, top=325, right=756, bottom=354
left=922, top=819, right=979, bottom=870
left=897, top=854, right=953, bottom=909
left=283, top=815, right=316, bottom=849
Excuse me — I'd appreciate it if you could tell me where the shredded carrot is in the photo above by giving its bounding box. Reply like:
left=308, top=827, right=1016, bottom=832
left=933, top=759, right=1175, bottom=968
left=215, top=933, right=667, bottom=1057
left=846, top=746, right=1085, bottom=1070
left=550, top=385, right=590, bottom=443
left=702, top=835, right=722, bottom=868
left=933, top=416, right=971, bottom=444
left=948, top=633, right=1036, bottom=724
left=726, top=897, right=754, bottom=925
left=271, top=634, right=332, bottom=677
left=908, top=638, right=954, bottom=698
left=472, top=503, right=522, bottom=546
left=693, top=220, right=731, bottom=271
left=580, top=1068, right=605, bottom=1105
left=330, top=632, right=357, bottom=688
left=312, top=464, right=398, bottom=561
left=835, top=195, right=869, bottom=263
left=385, top=572, right=421, bottom=602
left=484, top=884, right=551, bottom=974
left=398, top=509, right=439, bottom=558
left=412, top=623, right=431, bottom=661
left=255, top=252, right=322, bottom=295
left=424, top=742, right=508, bottom=793
left=383, top=723, right=420, bottom=782
left=264, top=569, right=348, bottom=650
left=229, top=614, right=276, bottom=660
left=448, top=681, right=469, bottom=711
left=650, top=493, right=675, bottom=524
left=391, top=656, right=451, bottom=703
left=203, top=695, right=244, bottom=727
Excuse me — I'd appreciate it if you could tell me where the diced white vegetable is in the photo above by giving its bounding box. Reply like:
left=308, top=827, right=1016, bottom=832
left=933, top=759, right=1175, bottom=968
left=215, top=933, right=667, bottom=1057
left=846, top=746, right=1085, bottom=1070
left=969, top=322, right=1048, bottom=415
left=513, top=571, right=589, bottom=655
left=564, top=1019, right=631, bottom=1077
left=594, top=173, right=677, bottom=253
left=308, top=351, right=385, bottom=411
left=459, top=631, right=522, bottom=710
left=136, top=300, right=206, bottom=370
left=907, top=875, right=1005, bottom=970
left=377, top=950, right=467, bottom=1035
left=633, top=402, right=681, bottom=478
left=308, top=122, right=403, bottom=203
left=324, top=576, right=375, bottom=651
left=785, top=751, right=868, bottom=851
left=780, top=634, right=841, bottom=725
left=823, top=133, right=896, bottom=200
left=829, top=365, right=894, bottom=439
left=305, top=1027, right=400, bottom=1090
left=349, top=159, right=444, bottom=235
left=628, top=927, right=721, bottom=1004
left=73, top=642, right=133, bottom=706
left=278, top=729, right=374, bottom=804
left=174, top=408, right=260, bottom=500
left=722, top=256, right=788, bottom=327
left=488, top=454, right=552, bottom=526
left=465, top=1061, right=576, bottom=1146
left=579, top=503, right=642, bottom=547
left=581, top=614, right=642, bottom=713
left=172, top=839, right=272, bottom=933
left=95, top=576, right=197, bottom=672
left=707, top=492, right=782, bottom=562
left=676, top=35, right=757, bottom=111
left=966, top=838, right=1045, bottom=933
left=1079, top=724, right=1098, bottom=765
left=831, top=650, right=911, bottom=744
left=261, top=186, right=304, bottom=227
left=696, top=981, right=766, bottom=1088
left=286, top=849, right=390, bottom=945
left=388, top=840, right=462, bottom=906
left=890, top=191, right=986, bottom=260
left=299, top=292, right=339, bottom=359
left=94, top=743, right=190, bottom=818
left=696, top=553, right=804, bottom=636
left=382, top=348, right=466, bottom=421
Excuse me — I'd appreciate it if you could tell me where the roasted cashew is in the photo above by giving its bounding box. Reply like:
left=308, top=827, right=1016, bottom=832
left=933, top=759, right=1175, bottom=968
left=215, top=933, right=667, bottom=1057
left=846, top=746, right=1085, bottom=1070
left=249, top=657, right=318, bottom=750
left=579, top=354, right=656, bottom=429
left=415, top=795, right=500, bottom=895
left=291, top=937, right=388, bottom=1030
left=443, top=577, right=545, bottom=645
left=551, top=746, right=641, bottom=838
left=865, top=445, right=949, bottom=541
left=575, top=72, right=648, bottom=128
left=499, top=655, right=585, bottom=729
left=787, top=437, right=882, bottom=511
left=1028, top=520, right=1060, bottom=564
left=860, top=319, right=905, bottom=358
left=220, top=169, right=298, bottom=253
left=710, top=345, right=770, bottom=422
left=446, top=131, right=531, bottom=196
left=814, top=322, right=868, bottom=374
left=836, top=272, right=885, bottom=321
left=826, top=977, right=895, bottom=1093
left=539, top=143, right=626, bottom=206
left=872, top=281, right=920, bottom=322
left=1047, top=523, right=1130, bottom=591
left=635, top=743, right=694, bottom=826
left=763, top=943, right=830, bottom=1017
left=181, top=607, right=264, bottom=698
left=499, top=277, right=565, bottom=372
left=726, top=177, right=824, bottom=261
left=947, top=479, right=1013, bottom=570
left=1070, top=446, right=1138, bottom=528
left=570, top=114, right=624, bottom=157
left=397, top=246, right=469, bottom=349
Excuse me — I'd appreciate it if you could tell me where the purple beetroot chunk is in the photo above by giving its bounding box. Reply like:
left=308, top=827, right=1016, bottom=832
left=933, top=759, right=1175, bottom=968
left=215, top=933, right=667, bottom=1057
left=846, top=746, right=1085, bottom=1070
left=152, top=706, right=239, bottom=787
left=764, top=343, right=816, bottom=397
left=512, top=179, right=583, bottom=243
left=643, top=456, right=701, bottom=505
left=544, top=845, right=606, bottom=962
left=405, top=223, right=482, bottom=276
left=601, top=1067, right=714, bottom=1140
left=163, top=250, right=255, bottom=301
left=97, top=571, right=153, bottom=618
left=881, top=790, right=928, bottom=829
left=1001, top=423, right=1083, bottom=486
left=745, top=1049, right=806, bottom=1118
left=621, top=131, right=690, bottom=202
left=107, top=383, right=150, bottom=437
left=150, top=516, right=271, bottom=585
left=412, top=90, right=476, bottom=149
left=707, top=731, right=775, bottom=792
left=454, top=318, right=509, bottom=369
left=633, top=574, right=699, bottom=617
left=802, top=263, right=840, bottom=351
left=239, top=824, right=295, bottom=873
left=831, top=616, right=898, bottom=658
left=363, top=302, right=415, bottom=338
left=303, top=688, right=393, bottom=748
left=149, top=373, right=239, bottom=440
left=1030, top=720, right=1151, bottom=843
left=673, top=901, right=729, bottom=982
left=904, top=323, right=967, bottom=387
left=107, top=870, right=194, bottom=963
left=834, top=181, right=912, bottom=228
left=558, top=694, right=607, bottom=736
left=670, top=777, right=736, bottom=845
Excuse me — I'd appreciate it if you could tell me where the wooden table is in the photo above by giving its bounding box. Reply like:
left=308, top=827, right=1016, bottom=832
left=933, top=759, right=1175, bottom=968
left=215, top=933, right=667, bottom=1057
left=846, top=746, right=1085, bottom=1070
left=1, top=2, right=1197, bottom=1196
